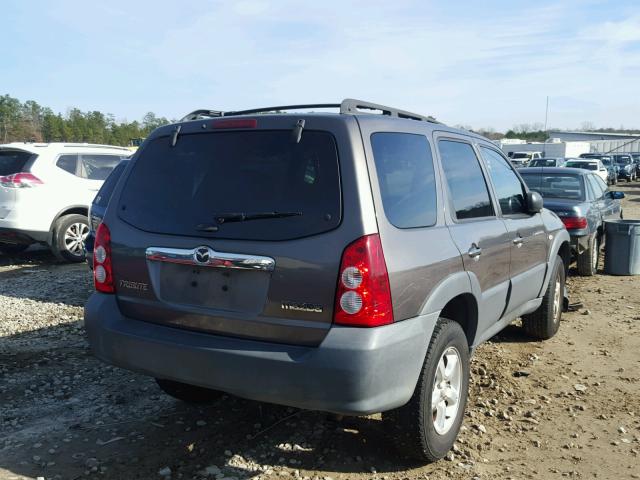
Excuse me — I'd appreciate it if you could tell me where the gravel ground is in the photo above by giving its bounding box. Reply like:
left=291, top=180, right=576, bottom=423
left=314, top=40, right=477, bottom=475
left=1, top=183, right=639, bottom=480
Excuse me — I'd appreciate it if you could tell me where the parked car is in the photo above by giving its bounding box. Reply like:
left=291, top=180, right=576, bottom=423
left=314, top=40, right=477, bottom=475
left=0, top=143, right=130, bottom=260
left=528, top=157, right=566, bottom=167
left=599, top=158, right=619, bottom=185
left=509, top=151, right=542, bottom=168
left=563, top=159, right=609, bottom=184
left=578, top=153, right=618, bottom=185
left=84, top=99, right=570, bottom=463
left=85, top=159, right=130, bottom=268
left=611, top=154, right=636, bottom=182
left=520, top=167, right=624, bottom=276
left=628, top=153, right=640, bottom=175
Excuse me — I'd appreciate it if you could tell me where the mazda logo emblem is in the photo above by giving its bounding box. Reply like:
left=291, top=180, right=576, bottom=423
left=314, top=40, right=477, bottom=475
left=194, top=246, right=211, bottom=265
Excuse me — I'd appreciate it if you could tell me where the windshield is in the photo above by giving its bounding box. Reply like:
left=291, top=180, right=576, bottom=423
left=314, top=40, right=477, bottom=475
left=118, top=130, right=341, bottom=241
left=0, top=150, right=34, bottom=176
left=565, top=161, right=597, bottom=170
left=520, top=173, right=584, bottom=201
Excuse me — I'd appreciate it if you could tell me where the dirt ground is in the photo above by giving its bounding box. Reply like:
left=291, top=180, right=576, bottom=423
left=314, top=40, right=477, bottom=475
left=1, top=183, right=639, bottom=480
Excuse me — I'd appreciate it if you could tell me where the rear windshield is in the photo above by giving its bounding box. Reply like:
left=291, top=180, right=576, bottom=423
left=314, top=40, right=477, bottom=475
left=118, top=130, right=341, bottom=241
left=520, top=173, right=584, bottom=200
left=529, top=159, right=557, bottom=167
left=0, top=150, right=34, bottom=175
left=614, top=155, right=632, bottom=165
left=94, top=161, right=128, bottom=207
left=565, top=161, right=597, bottom=170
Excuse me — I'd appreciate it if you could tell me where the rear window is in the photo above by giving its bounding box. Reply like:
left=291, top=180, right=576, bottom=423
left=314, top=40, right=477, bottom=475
left=94, top=161, right=128, bottom=207
left=0, top=150, right=33, bottom=175
left=529, top=159, right=557, bottom=167
left=511, top=153, right=529, bottom=159
left=565, top=161, right=597, bottom=170
left=370, top=133, right=437, bottom=228
left=118, top=130, right=341, bottom=241
left=520, top=173, right=585, bottom=201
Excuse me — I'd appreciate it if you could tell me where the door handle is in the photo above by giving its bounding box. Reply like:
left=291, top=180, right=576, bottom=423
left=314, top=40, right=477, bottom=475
left=468, top=245, right=482, bottom=259
left=513, top=236, right=523, bottom=247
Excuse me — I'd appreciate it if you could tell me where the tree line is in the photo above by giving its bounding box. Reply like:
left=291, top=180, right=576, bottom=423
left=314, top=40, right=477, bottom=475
left=0, top=94, right=171, bottom=146
left=3, top=93, right=638, bottom=147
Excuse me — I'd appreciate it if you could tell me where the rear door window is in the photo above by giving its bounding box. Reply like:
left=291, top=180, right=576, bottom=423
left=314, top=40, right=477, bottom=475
left=438, top=140, right=494, bottom=220
left=118, top=130, right=341, bottom=241
left=80, top=155, right=124, bottom=180
left=370, top=133, right=437, bottom=228
left=0, top=150, right=34, bottom=175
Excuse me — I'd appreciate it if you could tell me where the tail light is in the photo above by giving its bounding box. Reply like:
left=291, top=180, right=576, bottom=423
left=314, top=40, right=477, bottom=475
left=561, top=216, right=588, bottom=230
left=334, top=234, right=394, bottom=327
left=93, top=223, right=114, bottom=293
left=0, top=172, right=43, bottom=188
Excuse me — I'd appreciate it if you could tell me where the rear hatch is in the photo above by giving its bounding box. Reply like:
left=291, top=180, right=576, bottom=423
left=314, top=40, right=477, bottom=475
left=110, top=121, right=350, bottom=346
left=0, top=149, right=36, bottom=219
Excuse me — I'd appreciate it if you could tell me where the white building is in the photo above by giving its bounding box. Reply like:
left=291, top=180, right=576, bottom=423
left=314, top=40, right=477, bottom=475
left=499, top=139, right=591, bottom=159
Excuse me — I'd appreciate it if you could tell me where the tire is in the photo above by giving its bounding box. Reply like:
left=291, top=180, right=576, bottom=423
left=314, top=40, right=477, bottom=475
left=0, top=243, right=30, bottom=255
left=383, top=319, right=469, bottom=463
left=52, top=214, right=89, bottom=263
left=156, top=379, right=224, bottom=404
left=522, top=255, right=565, bottom=340
left=576, top=233, right=598, bottom=276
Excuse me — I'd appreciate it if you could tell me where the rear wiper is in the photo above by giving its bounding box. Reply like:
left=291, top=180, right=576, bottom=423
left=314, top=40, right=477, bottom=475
left=214, top=211, right=303, bottom=224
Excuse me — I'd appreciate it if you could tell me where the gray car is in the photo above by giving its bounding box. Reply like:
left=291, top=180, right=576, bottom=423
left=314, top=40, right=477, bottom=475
left=84, top=99, right=570, bottom=462
left=520, top=167, right=624, bottom=276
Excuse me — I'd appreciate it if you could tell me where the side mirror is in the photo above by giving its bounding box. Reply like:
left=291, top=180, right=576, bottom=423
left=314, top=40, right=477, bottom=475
left=608, top=191, right=625, bottom=200
left=527, top=191, right=544, bottom=214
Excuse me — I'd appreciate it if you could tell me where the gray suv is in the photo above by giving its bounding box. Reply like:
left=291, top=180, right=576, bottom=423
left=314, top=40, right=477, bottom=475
left=84, top=99, right=570, bottom=462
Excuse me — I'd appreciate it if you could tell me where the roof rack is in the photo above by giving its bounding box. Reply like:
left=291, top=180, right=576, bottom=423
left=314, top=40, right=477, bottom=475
left=180, top=99, right=440, bottom=124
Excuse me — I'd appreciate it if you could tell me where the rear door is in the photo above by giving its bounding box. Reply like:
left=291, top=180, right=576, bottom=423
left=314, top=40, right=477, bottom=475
left=478, top=146, right=548, bottom=311
left=107, top=117, right=363, bottom=347
left=434, top=134, right=512, bottom=332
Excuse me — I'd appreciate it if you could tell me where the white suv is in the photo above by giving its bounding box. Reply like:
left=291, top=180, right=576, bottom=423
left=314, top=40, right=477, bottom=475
left=0, top=143, right=130, bottom=261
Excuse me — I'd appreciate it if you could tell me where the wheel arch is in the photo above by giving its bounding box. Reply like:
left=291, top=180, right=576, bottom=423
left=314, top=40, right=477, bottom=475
left=47, top=205, right=89, bottom=244
left=420, top=271, right=479, bottom=349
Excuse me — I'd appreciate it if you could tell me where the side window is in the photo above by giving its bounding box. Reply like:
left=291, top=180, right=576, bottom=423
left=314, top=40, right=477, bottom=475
left=480, top=147, right=527, bottom=215
left=56, top=155, right=78, bottom=175
left=594, top=174, right=608, bottom=193
left=438, top=140, right=493, bottom=220
left=586, top=175, right=605, bottom=199
left=370, top=132, right=437, bottom=228
left=80, top=155, right=123, bottom=180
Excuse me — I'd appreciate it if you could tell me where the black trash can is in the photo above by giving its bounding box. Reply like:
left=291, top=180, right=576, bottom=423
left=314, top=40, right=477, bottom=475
left=604, top=219, right=640, bottom=275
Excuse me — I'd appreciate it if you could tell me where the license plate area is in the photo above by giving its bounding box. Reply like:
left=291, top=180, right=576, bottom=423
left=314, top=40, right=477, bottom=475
left=156, top=263, right=269, bottom=314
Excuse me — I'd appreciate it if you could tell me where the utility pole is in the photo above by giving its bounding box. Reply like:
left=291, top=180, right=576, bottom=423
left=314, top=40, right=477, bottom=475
left=543, top=96, right=549, bottom=157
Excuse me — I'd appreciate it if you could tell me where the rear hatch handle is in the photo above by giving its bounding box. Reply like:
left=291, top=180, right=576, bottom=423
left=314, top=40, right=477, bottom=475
left=146, top=246, right=275, bottom=272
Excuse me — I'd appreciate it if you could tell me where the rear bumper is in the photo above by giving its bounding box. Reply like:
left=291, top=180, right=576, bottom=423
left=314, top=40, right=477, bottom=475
left=84, top=294, right=437, bottom=415
left=0, top=226, right=48, bottom=244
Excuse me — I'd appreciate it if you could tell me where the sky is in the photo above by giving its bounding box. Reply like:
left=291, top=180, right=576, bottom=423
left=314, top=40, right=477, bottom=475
left=2, top=0, right=640, bottom=131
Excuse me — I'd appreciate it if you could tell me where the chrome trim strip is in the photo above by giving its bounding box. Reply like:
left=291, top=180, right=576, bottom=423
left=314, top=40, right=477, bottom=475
left=145, top=246, right=275, bottom=272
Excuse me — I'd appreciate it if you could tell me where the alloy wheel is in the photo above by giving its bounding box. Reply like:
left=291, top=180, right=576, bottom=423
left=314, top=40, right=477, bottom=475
left=431, top=346, right=462, bottom=435
left=64, top=223, right=89, bottom=257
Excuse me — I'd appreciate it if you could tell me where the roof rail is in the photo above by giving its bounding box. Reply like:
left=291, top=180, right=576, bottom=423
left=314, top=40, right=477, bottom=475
left=180, top=99, right=440, bottom=124
left=340, top=99, right=440, bottom=123
left=61, top=143, right=131, bottom=150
